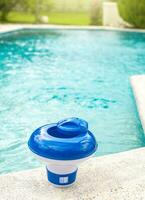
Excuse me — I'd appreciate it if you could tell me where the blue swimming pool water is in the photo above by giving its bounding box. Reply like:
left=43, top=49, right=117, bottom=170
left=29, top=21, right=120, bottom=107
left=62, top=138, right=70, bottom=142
left=0, top=29, right=145, bottom=174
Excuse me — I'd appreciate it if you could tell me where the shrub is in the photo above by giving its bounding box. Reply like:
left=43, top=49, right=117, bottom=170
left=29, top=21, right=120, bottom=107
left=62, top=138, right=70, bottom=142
left=0, top=0, right=26, bottom=21
left=118, top=0, right=145, bottom=28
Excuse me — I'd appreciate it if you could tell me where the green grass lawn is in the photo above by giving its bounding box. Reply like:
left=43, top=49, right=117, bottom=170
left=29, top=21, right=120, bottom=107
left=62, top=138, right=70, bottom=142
left=5, top=11, right=90, bottom=25
left=48, top=12, right=90, bottom=25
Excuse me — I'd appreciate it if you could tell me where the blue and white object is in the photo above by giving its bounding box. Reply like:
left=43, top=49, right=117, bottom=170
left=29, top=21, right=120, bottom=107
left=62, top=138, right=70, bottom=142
left=28, top=117, right=98, bottom=187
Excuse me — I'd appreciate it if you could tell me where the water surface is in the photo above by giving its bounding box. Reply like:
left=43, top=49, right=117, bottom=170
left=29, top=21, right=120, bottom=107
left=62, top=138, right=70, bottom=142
left=0, top=29, right=145, bottom=174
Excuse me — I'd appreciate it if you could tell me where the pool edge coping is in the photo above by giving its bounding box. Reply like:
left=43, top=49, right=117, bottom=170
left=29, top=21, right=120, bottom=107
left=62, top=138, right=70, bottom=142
left=0, top=147, right=145, bottom=200
left=1, top=24, right=145, bottom=34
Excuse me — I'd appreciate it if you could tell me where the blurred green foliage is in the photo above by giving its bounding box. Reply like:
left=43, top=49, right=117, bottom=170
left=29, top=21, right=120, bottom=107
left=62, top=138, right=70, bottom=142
left=118, top=0, right=145, bottom=28
left=0, top=0, right=53, bottom=22
left=0, top=0, right=102, bottom=25
left=26, top=0, right=53, bottom=13
left=0, top=0, right=27, bottom=21
left=26, top=0, right=53, bottom=22
left=90, top=0, right=102, bottom=25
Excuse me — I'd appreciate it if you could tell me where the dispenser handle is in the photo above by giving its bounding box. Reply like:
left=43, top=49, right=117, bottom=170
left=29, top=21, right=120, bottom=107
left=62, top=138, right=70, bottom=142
left=57, top=117, right=88, bottom=136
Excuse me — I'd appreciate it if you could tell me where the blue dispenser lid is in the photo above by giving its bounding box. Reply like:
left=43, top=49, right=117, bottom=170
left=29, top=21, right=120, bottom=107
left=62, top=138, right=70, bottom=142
left=28, top=117, right=98, bottom=160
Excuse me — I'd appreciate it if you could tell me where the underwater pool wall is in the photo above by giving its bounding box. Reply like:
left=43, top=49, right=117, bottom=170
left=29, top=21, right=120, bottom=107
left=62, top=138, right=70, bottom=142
left=131, top=75, right=145, bottom=133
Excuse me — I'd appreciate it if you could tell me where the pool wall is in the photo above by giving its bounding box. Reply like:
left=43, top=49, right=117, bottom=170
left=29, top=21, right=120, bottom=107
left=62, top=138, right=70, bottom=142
left=131, top=75, right=145, bottom=133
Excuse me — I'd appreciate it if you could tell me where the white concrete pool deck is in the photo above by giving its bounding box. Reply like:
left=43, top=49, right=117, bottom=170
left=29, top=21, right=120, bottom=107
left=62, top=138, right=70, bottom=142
left=0, top=25, right=145, bottom=200
left=0, top=147, right=145, bottom=200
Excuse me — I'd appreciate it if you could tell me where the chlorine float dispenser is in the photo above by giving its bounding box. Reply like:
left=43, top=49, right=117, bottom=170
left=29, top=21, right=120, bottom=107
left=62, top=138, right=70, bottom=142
left=28, top=117, right=97, bottom=187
